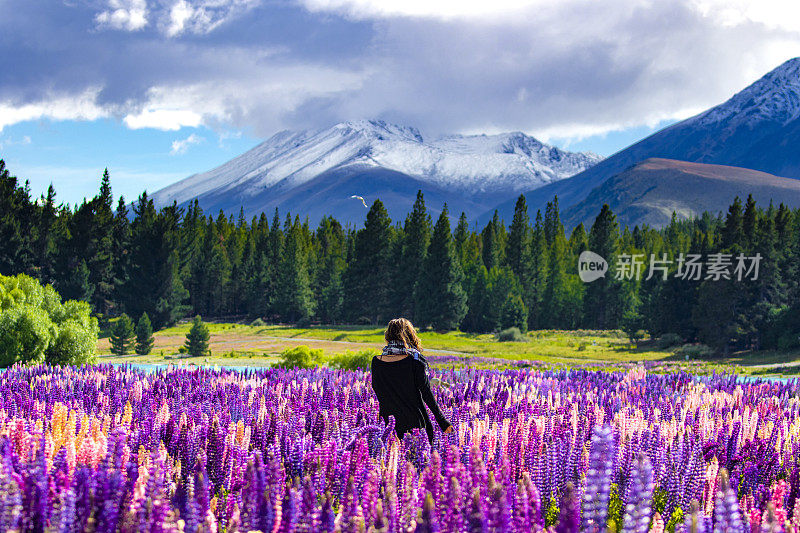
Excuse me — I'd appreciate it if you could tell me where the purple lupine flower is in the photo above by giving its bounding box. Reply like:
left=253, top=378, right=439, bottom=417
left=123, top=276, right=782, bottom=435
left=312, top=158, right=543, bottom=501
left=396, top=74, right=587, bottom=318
left=622, top=453, right=655, bottom=533
left=581, top=425, right=613, bottom=532
left=557, top=482, right=581, bottom=533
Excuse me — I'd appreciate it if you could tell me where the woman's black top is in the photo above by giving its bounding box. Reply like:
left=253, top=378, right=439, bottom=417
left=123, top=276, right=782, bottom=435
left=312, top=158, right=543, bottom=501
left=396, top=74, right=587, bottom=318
left=371, top=354, right=451, bottom=443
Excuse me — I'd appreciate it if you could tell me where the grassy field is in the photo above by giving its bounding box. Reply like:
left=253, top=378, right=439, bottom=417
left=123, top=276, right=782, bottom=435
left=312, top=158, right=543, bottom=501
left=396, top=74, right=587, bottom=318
left=97, top=322, right=800, bottom=375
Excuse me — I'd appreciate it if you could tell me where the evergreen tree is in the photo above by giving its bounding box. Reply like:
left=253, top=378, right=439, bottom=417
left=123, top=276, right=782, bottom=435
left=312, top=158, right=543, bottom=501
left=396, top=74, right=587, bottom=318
left=276, top=218, right=315, bottom=322
left=453, top=212, right=470, bottom=266
left=527, top=211, right=548, bottom=329
left=506, top=195, right=531, bottom=281
left=721, top=196, right=744, bottom=250
left=184, top=315, right=210, bottom=357
left=500, top=293, right=528, bottom=333
left=461, top=265, right=491, bottom=332
left=481, top=211, right=503, bottom=270
left=343, top=200, right=393, bottom=323
left=109, top=313, right=135, bottom=355
left=121, top=194, right=188, bottom=328
left=111, top=196, right=131, bottom=313
left=33, top=184, right=58, bottom=282
left=583, top=204, right=621, bottom=329
left=395, top=191, right=431, bottom=319
left=134, top=312, right=155, bottom=355
left=315, top=217, right=346, bottom=323
left=415, top=206, right=467, bottom=330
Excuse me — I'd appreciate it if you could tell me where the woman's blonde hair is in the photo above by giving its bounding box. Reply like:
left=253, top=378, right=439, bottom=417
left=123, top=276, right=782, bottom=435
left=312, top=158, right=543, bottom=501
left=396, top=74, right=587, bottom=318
left=384, top=318, right=422, bottom=351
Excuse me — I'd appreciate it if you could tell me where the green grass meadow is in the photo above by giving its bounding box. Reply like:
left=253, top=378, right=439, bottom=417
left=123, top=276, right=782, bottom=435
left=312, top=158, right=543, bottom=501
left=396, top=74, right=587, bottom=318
left=97, top=322, right=800, bottom=376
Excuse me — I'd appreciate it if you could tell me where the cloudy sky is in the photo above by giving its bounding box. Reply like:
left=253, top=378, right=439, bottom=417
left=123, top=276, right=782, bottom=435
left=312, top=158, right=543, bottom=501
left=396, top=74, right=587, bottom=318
left=1, top=0, right=799, bottom=204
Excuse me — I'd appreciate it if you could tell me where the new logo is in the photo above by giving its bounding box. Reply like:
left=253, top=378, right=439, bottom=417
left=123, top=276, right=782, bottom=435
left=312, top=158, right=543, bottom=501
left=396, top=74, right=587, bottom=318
left=578, top=251, right=608, bottom=283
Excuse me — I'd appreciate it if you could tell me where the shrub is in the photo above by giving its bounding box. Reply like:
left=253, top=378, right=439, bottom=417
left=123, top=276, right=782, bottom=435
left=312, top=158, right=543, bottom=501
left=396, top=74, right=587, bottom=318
left=0, top=274, right=98, bottom=367
left=184, top=316, right=210, bottom=357
left=250, top=318, right=267, bottom=327
left=656, top=333, right=683, bottom=349
left=275, top=345, right=323, bottom=369
left=328, top=349, right=376, bottom=371
left=356, top=316, right=372, bottom=325
left=135, top=313, right=155, bottom=355
left=497, top=327, right=527, bottom=342
left=110, top=314, right=135, bottom=355
left=295, top=316, right=312, bottom=328
left=674, top=343, right=716, bottom=359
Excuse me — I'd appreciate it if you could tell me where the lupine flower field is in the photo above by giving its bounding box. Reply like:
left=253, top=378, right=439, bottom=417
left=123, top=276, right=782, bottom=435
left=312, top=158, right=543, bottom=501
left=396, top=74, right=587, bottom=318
left=0, top=364, right=799, bottom=532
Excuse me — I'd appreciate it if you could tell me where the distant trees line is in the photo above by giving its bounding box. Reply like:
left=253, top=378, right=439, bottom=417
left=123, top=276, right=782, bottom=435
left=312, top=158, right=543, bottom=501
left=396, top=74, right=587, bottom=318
left=1, top=159, right=799, bottom=354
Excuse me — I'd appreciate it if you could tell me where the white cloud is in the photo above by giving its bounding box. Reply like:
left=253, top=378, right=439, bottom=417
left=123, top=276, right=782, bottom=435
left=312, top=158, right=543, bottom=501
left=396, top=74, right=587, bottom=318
left=95, top=0, right=149, bottom=31
left=170, top=132, right=204, bottom=154
left=162, top=0, right=262, bottom=37
left=299, top=0, right=545, bottom=19
left=124, top=108, right=204, bottom=130
left=0, top=89, right=110, bottom=132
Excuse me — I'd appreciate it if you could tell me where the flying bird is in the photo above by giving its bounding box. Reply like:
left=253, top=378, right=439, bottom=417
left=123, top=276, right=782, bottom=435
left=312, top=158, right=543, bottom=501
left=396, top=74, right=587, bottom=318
left=350, top=195, right=368, bottom=208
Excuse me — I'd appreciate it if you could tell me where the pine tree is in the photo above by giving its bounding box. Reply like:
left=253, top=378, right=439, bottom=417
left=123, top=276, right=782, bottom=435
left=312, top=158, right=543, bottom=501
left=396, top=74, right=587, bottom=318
left=184, top=315, right=210, bottom=357
left=110, top=313, right=135, bottom=355
left=506, top=195, right=531, bottom=280
left=134, top=312, right=155, bottom=355
left=453, top=212, right=470, bottom=266
left=121, top=194, right=188, bottom=328
left=583, top=204, right=621, bottom=329
left=276, top=218, right=315, bottom=322
left=315, top=217, right=346, bottom=323
left=395, top=191, right=431, bottom=319
left=415, top=206, right=467, bottom=330
left=343, top=200, right=393, bottom=324
left=721, top=196, right=744, bottom=250
left=500, top=293, right=528, bottom=332
left=481, top=211, right=503, bottom=270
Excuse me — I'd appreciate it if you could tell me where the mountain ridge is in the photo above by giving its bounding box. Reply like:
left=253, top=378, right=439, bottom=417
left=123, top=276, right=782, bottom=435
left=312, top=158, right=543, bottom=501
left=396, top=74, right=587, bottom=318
left=561, top=158, right=800, bottom=228
left=153, top=119, right=601, bottom=224
left=485, top=57, right=800, bottom=225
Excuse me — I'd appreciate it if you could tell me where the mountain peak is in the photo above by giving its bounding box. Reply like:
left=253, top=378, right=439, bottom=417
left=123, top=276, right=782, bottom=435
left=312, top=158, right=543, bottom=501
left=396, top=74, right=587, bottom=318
left=694, top=56, right=800, bottom=127
left=333, top=119, right=424, bottom=143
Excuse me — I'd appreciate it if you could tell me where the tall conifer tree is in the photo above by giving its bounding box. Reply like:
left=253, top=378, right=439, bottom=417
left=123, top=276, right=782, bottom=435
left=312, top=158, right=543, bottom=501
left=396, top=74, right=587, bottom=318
left=415, top=206, right=467, bottom=330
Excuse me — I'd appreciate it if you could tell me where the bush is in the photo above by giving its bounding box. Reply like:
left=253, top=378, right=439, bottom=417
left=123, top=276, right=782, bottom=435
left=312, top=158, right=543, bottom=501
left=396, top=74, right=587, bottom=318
left=496, top=327, right=527, bottom=342
left=328, top=349, right=376, bottom=371
left=250, top=318, right=267, bottom=327
left=674, top=343, right=716, bottom=359
left=356, top=316, right=372, bottom=325
left=275, top=345, right=323, bottom=369
left=656, top=333, right=683, bottom=349
left=184, top=316, right=210, bottom=357
left=295, top=316, right=312, bottom=328
left=0, top=274, right=98, bottom=367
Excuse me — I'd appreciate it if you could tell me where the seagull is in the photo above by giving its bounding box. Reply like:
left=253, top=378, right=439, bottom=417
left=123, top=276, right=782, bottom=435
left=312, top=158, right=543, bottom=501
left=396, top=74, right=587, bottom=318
left=350, top=195, right=368, bottom=208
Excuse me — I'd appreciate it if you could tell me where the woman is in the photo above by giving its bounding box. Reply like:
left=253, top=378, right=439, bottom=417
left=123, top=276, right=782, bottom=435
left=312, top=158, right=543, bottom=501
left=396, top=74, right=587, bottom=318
left=371, top=318, right=453, bottom=443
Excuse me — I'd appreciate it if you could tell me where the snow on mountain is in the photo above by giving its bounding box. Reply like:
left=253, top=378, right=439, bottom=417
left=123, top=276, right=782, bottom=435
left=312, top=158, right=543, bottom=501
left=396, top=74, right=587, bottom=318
left=693, top=57, right=800, bottom=127
left=153, top=120, right=601, bottom=208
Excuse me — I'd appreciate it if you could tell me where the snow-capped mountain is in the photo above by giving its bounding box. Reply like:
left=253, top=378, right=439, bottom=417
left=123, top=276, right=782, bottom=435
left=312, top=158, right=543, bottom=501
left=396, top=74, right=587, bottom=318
left=694, top=57, right=800, bottom=127
left=153, top=120, right=601, bottom=224
left=488, top=56, right=800, bottom=226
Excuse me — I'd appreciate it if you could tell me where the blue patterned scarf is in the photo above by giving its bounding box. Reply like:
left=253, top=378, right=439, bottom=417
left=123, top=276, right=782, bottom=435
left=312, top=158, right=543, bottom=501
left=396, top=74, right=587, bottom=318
left=382, top=341, right=427, bottom=365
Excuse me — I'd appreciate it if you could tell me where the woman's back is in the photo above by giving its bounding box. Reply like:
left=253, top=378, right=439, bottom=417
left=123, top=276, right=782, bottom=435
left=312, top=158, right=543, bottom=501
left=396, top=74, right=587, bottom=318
left=371, top=351, right=450, bottom=442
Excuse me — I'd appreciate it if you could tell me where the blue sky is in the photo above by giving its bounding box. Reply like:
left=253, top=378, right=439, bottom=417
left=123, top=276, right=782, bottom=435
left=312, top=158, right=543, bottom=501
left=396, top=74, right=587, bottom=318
left=2, top=0, right=800, bottom=205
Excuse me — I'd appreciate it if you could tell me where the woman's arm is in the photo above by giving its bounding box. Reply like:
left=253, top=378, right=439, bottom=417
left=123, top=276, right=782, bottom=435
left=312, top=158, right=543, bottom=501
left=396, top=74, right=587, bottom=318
left=413, top=361, right=451, bottom=431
